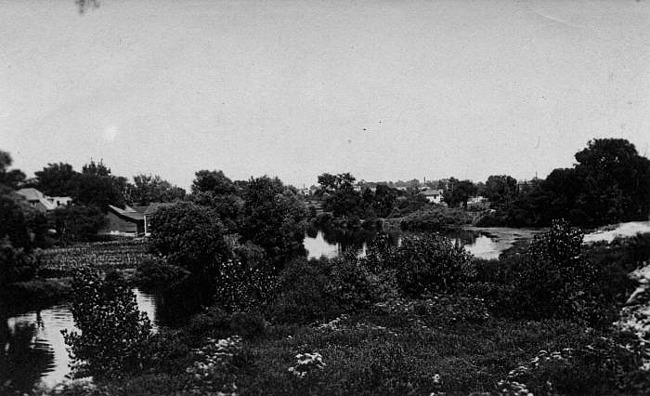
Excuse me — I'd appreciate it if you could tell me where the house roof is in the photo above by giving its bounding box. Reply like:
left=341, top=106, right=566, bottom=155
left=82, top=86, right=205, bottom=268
left=134, top=202, right=166, bottom=216
left=108, top=204, right=144, bottom=222
left=16, top=188, right=45, bottom=201
left=421, top=188, right=443, bottom=196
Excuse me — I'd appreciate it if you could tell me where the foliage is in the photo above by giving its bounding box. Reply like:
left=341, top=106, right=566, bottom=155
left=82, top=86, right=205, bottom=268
left=0, top=150, right=25, bottom=192
left=62, top=269, right=152, bottom=379
left=239, top=176, right=307, bottom=264
left=492, top=220, right=616, bottom=327
left=442, top=178, right=478, bottom=209
left=374, top=233, right=475, bottom=297
left=191, top=169, right=238, bottom=196
left=0, top=194, right=32, bottom=250
left=400, top=208, right=470, bottom=231
left=0, top=238, right=39, bottom=286
left=127, top=174, right=185, bottom=206
left=270, top=256, right=388, bottom=324
left=484, top=175, right=518, bottom=210
left=135, top=257, right=191, bottom=291
left=33, top=162, right=78, bottom=197
left=53, top=204, right=106, bottom=243
left=148, top=201, right=230, bottom=275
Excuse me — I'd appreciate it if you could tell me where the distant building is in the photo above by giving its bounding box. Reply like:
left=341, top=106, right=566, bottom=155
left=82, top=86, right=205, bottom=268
left=16, top=188, right=72, bottom=213
left=421, top=188, right=444, bottom=204
left=101, top=203, right=166, bottom=236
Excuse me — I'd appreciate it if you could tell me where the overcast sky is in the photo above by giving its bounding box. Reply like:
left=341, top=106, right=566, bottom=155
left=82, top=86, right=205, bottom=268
left=1, top=0, right=649, bottom=189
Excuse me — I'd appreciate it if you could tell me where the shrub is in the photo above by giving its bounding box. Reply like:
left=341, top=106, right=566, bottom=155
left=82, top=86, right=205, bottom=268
left=498, top=220, right=616, bottom=327
left=62, top=269, right=152, bottom=379
left=270, top=256, right=386, bottom=324
left=400, top=208, right=470, bottom=232
left=135, top=257, right=191, bottom=291
left=385, top=233, right=475, bottom=297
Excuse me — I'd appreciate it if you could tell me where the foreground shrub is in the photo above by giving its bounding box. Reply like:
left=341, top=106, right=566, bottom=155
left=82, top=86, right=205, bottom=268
left=62, top=269, right=152, bottom=379
left=270, top=256, right=387, bottom=323
left=382, top=233, right=475, bottom=297
left=497, top=220, right=615, bottom=327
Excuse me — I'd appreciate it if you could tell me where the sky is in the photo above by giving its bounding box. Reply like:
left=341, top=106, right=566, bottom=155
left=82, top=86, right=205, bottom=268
left=1, top=0, right=649, bottom=190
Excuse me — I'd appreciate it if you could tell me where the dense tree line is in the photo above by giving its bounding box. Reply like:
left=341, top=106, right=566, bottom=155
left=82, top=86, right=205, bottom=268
left=479, top=139, right=650, bottom=228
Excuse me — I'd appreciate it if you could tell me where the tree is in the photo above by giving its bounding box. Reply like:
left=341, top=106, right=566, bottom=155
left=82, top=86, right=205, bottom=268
left=316, top=173, right=365, bottom=217
left=62, top=269, right=152, bottom=379
left=239, top=176, right=307, bottom=264
left=372, top=184, right=399, bottom=218
left=148, top=201, right=230, bottom=275
left=0, top=151, right=25, bottom=192
left=443, top=178, right=477, bottom=209
left=484, top=175, right=518, bottom=209
left=33, top=163, right=78, bottom=197
left=573, top=138, right=650, bottom=225
left=129, top=174, right=186, bottom=206
left=53, top=204, right=106, bottom=243
left=192, top=170, right=237, bottom=196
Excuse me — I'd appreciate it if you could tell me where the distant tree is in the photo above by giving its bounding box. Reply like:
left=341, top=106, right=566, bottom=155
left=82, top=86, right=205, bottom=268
left=53, top=204, right=106, bottom=243
left=33, top=163, right=78, bottom=197
left=128, top=174, right=185, bottom=206
left=0, top=151, right=25, bottom=192
left=239, top=176, right=307, bottom=265
left=191, top=170, right=237, bottom=196
left=372, top=184, right=399, bottom=218
left=443, top=178, right=477, bottom=209
left=316, top=173, right=365, bottom=217
left=484, top=175, right=518, bottom=209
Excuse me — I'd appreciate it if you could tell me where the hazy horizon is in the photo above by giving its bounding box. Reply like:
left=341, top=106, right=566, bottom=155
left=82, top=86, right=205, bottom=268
left=2, top=0, right=649, bottom=190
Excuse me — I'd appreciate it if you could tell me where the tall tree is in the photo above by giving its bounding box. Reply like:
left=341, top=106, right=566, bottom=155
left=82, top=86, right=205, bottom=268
left=572, top=138, right=650, bottom=225
left=484, top=175, right=518, bottom=209
left=0, top=151, right=25, bottom=192
left=129, top=174, right=185, bottom=206
left=239, top=176, right=307, bottom=264
left=34, top=163, right=78, bottom=197
left=443, top=178, right=477, bottom=209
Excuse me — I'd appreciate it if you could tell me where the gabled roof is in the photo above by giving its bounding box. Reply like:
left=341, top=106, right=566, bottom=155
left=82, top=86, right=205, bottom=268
left=421, top=188, right=443, bottom=196
left=134, top=202, right=166, bottom=216
left=107, top=204, right=144, bottom=222
left=16, top=188, right=45, bottom=201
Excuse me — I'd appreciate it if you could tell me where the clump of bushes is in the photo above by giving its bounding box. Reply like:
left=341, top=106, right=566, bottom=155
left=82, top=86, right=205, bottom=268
left=400, top=208, right=470, bottom=232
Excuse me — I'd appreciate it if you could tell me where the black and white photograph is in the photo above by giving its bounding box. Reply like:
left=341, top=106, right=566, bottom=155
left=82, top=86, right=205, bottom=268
left=1, top=0, right=650, bottom=395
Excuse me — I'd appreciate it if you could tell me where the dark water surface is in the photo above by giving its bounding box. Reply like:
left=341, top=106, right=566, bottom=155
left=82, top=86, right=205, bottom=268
left=304, top=228, right=505, bottom=261
left=1, top=289, right=157, bottom=392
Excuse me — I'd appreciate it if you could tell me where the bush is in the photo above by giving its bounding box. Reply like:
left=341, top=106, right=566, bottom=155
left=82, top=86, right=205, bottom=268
left=135, top=257, right=191, bottom=291
left=62, top=269, right=152, bottom=379
left=494, top=220, right=616, bottom=327
left=270, top=256, right=387, bottom=324
left=382, top=233, right=475, bottom=297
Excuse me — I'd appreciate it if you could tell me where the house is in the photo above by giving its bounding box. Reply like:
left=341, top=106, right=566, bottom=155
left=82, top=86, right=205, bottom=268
left=16, top=188, right=72, bottom=213
left=100, top=202, right=166, bottom=236
left=101, top=205, right=145, bottom=236
left=421, top=188, right=444, bottom=204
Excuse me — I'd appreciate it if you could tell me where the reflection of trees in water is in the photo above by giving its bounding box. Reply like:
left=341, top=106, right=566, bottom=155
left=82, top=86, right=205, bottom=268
left=441, top=229, right=481, bottom=246
left=318, top=223, right=400, bottom=257
left=0, top=311, right=55, bottom=394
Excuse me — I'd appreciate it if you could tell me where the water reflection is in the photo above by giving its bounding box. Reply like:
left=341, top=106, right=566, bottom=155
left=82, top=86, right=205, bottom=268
left=1, top=288, right=157, bottom=393
left=304, top=227, right=502, bottom=261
